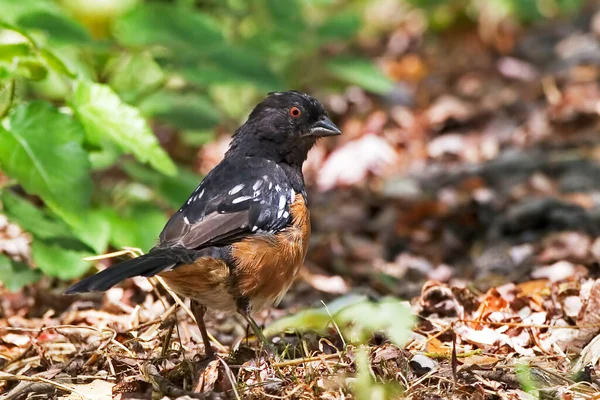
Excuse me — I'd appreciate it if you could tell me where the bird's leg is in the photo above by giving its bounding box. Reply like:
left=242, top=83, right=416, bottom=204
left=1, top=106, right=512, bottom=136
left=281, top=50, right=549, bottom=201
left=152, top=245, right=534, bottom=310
left=239, top=311, right=275, bottom=356
left=190, top=301, right=215, bottom=359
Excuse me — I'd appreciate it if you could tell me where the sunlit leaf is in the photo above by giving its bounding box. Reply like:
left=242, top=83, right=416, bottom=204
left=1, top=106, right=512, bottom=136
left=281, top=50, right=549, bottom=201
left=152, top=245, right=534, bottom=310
left=18, top=11, right=92, bottom=45
left=0, top=58, right=48, bottom=81
left=107, top=52, right=165, bottom=104
left=0, top=102, right=92, bottom=223
left=71, top=80, right=176, bottom=176
left=103, top=204, right=166, bottom=251
left=31, top=240, right=92, bottom=280
left=0, top=255, right=42, bottom=291
left=0, top=43, right=32, bottom=60
left=2, top=191, right=72, bottom=240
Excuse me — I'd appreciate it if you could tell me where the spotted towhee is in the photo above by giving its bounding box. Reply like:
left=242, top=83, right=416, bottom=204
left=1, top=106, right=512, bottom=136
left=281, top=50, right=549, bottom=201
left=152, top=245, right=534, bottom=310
left=66, top=91, right=341, bottom=357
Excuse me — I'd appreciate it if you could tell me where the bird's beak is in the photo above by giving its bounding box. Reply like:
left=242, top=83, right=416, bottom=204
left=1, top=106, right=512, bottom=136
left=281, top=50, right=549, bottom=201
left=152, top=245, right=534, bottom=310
left=307, top=117, right=342, bottom=137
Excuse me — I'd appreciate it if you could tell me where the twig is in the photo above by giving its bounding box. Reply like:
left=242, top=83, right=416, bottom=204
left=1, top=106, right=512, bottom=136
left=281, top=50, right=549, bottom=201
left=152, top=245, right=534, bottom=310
left=271, top=353, right=343, bottom=368
left=460, top=319, right=600, bottom=330
left=0, top=372, right=91, bottom=399
left=143, top=363, right=226, bottom=399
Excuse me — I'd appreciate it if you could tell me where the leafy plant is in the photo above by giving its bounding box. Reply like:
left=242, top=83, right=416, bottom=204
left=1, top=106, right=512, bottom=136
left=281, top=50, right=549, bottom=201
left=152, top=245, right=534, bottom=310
left=0, top=0, right=394, bottom=290
left=266, top=295, right=415, bottom=399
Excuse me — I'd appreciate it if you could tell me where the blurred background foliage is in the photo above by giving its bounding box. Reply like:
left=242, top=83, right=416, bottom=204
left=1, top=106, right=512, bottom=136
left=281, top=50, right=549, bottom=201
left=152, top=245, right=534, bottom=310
left=0, top=0, right=585, bottom=290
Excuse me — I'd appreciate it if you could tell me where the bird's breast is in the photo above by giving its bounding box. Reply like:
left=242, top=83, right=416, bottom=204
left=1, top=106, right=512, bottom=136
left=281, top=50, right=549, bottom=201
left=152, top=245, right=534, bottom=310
left=231, top=193, right=310, bottom=311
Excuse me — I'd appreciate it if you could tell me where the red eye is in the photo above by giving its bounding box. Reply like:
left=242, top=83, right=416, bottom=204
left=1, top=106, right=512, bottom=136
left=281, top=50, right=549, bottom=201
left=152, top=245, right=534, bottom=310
left=289, top=106, right=302, bottom=118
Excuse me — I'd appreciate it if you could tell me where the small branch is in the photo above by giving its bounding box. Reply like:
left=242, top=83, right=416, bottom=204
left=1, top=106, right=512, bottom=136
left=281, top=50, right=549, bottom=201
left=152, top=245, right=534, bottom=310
left=0, top=372, right=91, bottom=400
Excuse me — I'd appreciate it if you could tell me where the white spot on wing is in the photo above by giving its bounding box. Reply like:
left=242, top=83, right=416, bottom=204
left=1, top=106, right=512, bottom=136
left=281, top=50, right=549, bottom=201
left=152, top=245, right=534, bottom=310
left=252, top=225, right=259, bottom=232
left=275, top=184, right=281, bottom=192
left=253, top=180, right=263, bottom=190
left=289, top=188, right=295, bottom=202
left=232, top=196, right=252, bottom=204
left=282, top=211, right=289, bottom=219
left=198, top=188, right=205, bottom=199
left=269, top=182, right=273, bottom=189
left=183, top=216, right=190, bottom=224
left=229, top=184, right=244, bottom=195
left=278, top=194, right=286, bottom=209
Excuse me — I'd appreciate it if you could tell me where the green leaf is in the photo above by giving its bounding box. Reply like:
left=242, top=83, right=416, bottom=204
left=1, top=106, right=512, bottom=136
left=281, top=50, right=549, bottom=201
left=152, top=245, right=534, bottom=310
left=206, top=46, right=282, bottom=89
left=71, top=80, right=176, bottom=176
left=31, top=240, right=92, bottom=279
left=0, top=101, right=92, bottom=223
left=2, top=191, right=109, bottom=254
left=2, top=191, right=72, bottom=240
left=0, top=43, right=32, bottom=60
left=0, top=254, right=42, bottom=291
left=326, top=57, right=395, bottom=95
left=38, top=48, right=77, bottom=78
left=264, top=294, right=368, bottom=336
left=317, top=12, right=360, bottom=42
left=0, top=58, right=48, bottom=81
left=336, top=297, right=414, bottom=345
left=69, top=210, right=111, bottom=254
left=264, top=0, right=305, bottom=29
left=115, top=4, right=223, bottom=51
left=122, top=162, right=200, bottom=209
left=0, top=0, right=59, bottom=24
left=265, top=295, right=414, bottom=346
left=107, top=52, right=165, bottom=104
left=18, top=11, right=92, bottom=45
left=103, top=204, right=167, bottom=251
left=139, top=91, right=220, bottom=131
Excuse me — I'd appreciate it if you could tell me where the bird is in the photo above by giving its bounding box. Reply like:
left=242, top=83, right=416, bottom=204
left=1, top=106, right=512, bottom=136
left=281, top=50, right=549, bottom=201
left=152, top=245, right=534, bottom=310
left=65, top=90, right=342, bottom=358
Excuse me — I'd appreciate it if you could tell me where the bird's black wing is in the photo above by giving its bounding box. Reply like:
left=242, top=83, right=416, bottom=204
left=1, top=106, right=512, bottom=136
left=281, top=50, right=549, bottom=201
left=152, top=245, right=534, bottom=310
left=158, top=156, right=296, bottom=250
left=65, top=156, right=297, bottom=294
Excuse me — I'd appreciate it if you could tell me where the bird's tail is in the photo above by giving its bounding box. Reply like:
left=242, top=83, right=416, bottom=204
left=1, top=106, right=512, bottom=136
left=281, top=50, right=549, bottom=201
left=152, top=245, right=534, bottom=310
left=65, top=250, right=176, bottom=294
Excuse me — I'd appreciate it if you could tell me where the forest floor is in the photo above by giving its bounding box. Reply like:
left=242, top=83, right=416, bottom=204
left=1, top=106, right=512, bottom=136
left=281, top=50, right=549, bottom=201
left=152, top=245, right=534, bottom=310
left=4, top=6, right=600, bottom=400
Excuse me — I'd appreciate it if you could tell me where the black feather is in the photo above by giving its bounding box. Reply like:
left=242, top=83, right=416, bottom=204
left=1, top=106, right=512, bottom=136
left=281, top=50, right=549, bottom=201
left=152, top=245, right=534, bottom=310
left=64, top=250, right=176, bottom=294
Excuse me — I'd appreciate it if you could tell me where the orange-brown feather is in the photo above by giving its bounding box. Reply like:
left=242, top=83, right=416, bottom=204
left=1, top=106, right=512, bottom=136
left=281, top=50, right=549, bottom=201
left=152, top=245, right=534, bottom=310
left=231, top=194, right=310, bottom=310
left=158, top=194, right=310, bottom=313
left=159, top=257, right=236, bottom=311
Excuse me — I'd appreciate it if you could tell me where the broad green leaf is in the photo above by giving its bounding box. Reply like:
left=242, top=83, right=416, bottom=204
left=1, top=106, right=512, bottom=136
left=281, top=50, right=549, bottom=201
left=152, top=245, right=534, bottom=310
left=206, top=46, right=282, bottom=89
left=18, top=11, right=92, bottom=45
left=71, top=80, right=176, bottom=176
left=0, top=101, right=92, bottom=222
left=0, top=43, right=32, bottom=60
left=115, top=4, right=223, bottom=51
left=103, top=204, right=166, bottom=251
left=122, top=162, right=201, bottom=209
left=265, top=295, right=414, bottom=346
left=0, top=58, right=48, bottom=81
left=107, top=52, right=165, bottom=104
left=336, top=297, right=414, bottom=345
left=0, top=0, right=58, bottom=24
left=264, top=0, right=305, bottom=29
left=327, top=57, right=395, bottom=95
left=139, top=91, right=220, bottom=131
left=264, top=294, right=367, bottom=336
left=38, top=48, right=77, bottom=78
left=0, top=254, right=42, bottom=291
left=69, top=210, right=111, bottom=254
left=317, top=12, right=360, bottom=42
left=32, top=240, right=92, bottom=279
left=2, top=191, right=108, bottom=254
left=2, top=191, right=72, bottom=240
